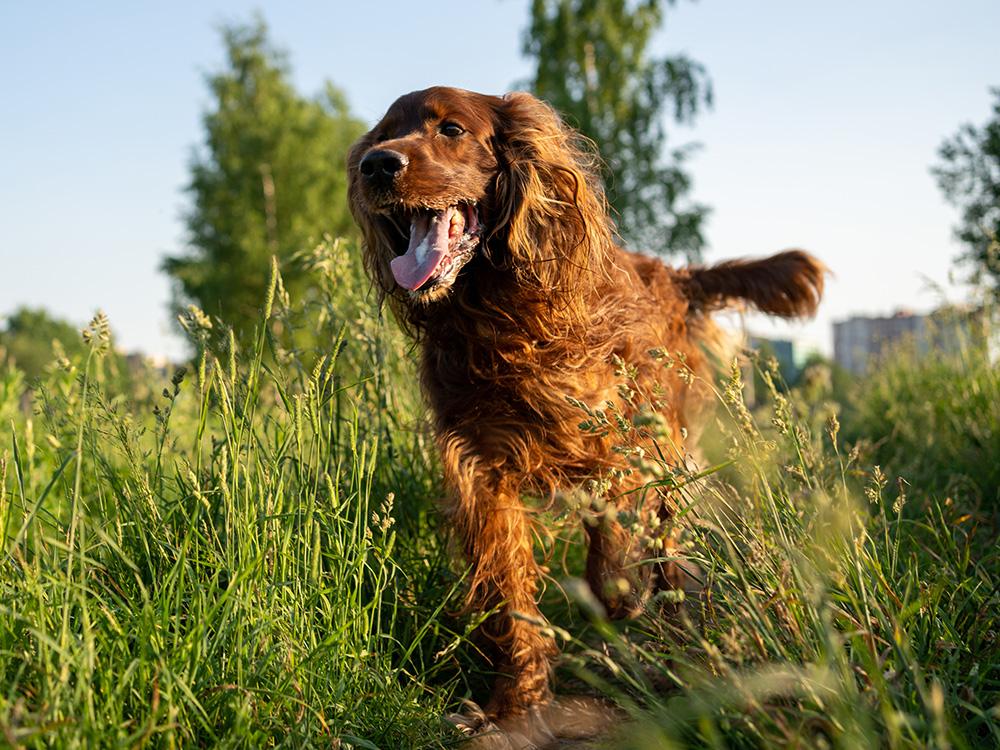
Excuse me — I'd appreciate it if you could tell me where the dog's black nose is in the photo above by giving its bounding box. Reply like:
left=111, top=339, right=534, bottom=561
left=359, top=149, right=408, bottom=183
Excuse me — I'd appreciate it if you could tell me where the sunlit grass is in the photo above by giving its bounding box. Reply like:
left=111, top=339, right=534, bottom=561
left=554, top=356, right=999, bottom=748
left=1, top=240, right=997, bottom=748
left=0, top=248, right=472, bottom=748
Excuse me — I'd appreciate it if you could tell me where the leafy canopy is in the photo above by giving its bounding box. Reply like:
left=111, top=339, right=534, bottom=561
left=163, top=18, right=365, bottom=343
left=0, top=307, right=90, bottom=381
left=522, top=0, right=712, bottom=260
left=933, top=87, right=1000, bottom=295
left=0, top=306, right=131, bottom=396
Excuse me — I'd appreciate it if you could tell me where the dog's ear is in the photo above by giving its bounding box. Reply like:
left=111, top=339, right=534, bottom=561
left=491, top=92, right=613, bottom=295
left=679, top=250, right=826, bottom=318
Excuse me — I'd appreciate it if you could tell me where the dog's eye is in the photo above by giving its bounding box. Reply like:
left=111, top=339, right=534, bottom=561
left=439, top=122, right=465, bottom=137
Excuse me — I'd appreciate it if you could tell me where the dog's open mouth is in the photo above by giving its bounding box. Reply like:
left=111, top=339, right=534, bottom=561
left=390, top=203, right=481, bottom=296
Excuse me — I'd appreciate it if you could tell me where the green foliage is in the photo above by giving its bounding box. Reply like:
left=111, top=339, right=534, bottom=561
left=4, top=247, right=999, bottom=746
left=843, top=322, right=1000, bottom=506
left=555, top=359, right=999, bottom=748
left=162, top=18, right=366, bottom=345
left=1, top=307, right=129, bottom=394
left=522, top=0, right=712, bottom=259
left=794, top=350, right=856, bottom=407
left=933, top=87, right=1000, bottom=296
left=0, top=307, right=89, bottom=382
left=0, top=245, right=477, bottom=748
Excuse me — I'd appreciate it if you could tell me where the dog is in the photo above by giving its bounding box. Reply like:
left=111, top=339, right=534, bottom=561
left=347, top=86, right=823, bottom=738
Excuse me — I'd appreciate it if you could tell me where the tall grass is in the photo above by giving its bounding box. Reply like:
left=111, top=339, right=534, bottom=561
left=845, top=323, right=1000, bottom=505
left=0, top=244, right=471, bottom=748
left=551, top=357, right=1000, bottom=748
left=1, top=241, right=998, bottom=748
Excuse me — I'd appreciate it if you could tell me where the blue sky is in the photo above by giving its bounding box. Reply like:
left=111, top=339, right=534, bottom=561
left=2, top=1, right=999, bottom=358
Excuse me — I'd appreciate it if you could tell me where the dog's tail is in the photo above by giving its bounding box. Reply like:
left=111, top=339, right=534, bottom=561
left=678, top=249, right=825, bottom=318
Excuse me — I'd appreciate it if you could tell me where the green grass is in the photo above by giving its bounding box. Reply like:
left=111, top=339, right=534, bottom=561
left=1, top=242, right=998, bottom=748
left=555, top=358, right=1000, bottom=748
left=844, top=321, right=1000, bottom=504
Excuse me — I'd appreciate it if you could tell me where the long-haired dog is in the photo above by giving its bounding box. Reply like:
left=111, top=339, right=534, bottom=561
left=347, top=87, right=823, bottom=738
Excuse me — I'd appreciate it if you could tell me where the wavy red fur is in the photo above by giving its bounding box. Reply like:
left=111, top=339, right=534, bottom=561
left=347, top=86, right=824, bottom=721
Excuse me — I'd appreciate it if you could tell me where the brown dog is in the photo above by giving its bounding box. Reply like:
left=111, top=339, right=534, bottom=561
left=347, top=87, right=823, bottom=727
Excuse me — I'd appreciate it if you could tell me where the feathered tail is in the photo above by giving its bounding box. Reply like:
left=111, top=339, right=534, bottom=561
left=678, top=250, right=826, bottom=318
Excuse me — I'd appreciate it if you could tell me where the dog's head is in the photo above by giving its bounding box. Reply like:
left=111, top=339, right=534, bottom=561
left=347, top=87, right=612, bottom=313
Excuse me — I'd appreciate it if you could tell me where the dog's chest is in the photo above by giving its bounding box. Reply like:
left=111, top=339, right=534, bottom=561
left=422, top=331, right=640, bottom=442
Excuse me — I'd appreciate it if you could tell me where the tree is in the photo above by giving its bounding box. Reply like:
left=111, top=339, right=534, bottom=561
left=0, top=307, right=89, bottom=381
left=163, top=18, right=366, bottom=341
left=522, top=0, right=712, bottom=260
left=0, top=307, right=130, bottom=391
left=933, top=88, right=1000, bottom=295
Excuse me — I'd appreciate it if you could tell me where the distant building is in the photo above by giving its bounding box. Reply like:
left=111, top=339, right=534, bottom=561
left=748, top=336, right=796, bottom=381
left=833, top=307, right=992, bottom=375
left=741, top=336, right=798, bottom=405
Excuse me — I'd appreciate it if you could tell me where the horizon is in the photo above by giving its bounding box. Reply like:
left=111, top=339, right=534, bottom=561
left=3, top=1, right=999, bottom=358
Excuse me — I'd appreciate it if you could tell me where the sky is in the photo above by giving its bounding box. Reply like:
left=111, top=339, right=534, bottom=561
left=2, top=1, right=999, bottom=359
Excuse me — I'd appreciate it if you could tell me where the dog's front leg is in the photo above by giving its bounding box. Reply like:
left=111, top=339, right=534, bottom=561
left=586, top=495, right=701, bottom=620
left=585, top=516, right=654, bottom=619
left=440, top=436, right=555, bottom=719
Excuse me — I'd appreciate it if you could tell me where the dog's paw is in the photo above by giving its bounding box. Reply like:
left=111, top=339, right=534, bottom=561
left=447, top=696, right=622, bottom=749
left=536, top=695, right=622, bottom=740
left=446, top=704, right=539, bottom=749
left=446, top=700, right=490, bottom=733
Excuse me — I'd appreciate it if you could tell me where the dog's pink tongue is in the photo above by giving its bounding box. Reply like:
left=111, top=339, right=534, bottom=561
left=390, top=209, right=452, bottom=291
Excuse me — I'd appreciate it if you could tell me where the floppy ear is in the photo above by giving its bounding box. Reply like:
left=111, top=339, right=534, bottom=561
left=679, top=250, right=826, bottom=318
left=492, top=92, right=614, bottom=295
left=347, top=133, right=399, bottom=300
